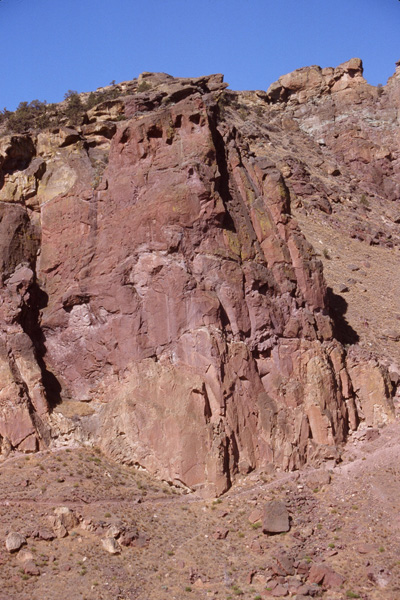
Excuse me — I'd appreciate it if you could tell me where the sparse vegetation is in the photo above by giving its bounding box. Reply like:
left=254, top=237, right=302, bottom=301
left=0, top=438, right=398, bottom=598
left=232, top=584, right=244, bottom=596
left=137, top=80, right=152, bottom=93
left=64, top=90, right=84, bottom=124
left=1, top=82, right=125, bottom=134
left=1, top=99, right=50, bottom=132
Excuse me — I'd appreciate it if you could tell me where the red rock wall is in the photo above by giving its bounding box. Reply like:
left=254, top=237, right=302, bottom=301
left=0, top=71, right=394, bottom=495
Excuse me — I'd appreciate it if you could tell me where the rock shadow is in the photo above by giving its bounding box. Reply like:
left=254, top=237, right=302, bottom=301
left=21, top=282, right=62, bottom=411
left=326, top=287, right=359, bottom=345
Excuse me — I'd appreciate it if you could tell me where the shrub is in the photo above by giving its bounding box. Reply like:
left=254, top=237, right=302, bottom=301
left=85, top=92, right=98, bottom=110
left=137, top=80, right=152, bottom=93
left=64, top=90, right=84, bottom=124
left=6, top=99, right=49, bottom=132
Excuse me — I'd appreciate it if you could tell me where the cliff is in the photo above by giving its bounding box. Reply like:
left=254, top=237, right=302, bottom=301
left=0, top=62, right=397, bottom=495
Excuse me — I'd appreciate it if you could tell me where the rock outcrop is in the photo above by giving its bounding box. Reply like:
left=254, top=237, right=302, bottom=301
left=264, top=58, right=400, bottom=244
left=0, top=66, right=396, bottom=495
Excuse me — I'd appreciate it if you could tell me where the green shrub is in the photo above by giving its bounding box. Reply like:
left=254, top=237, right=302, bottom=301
left=137, top=80, right=152, bottom=93
left=64, top=90, right=84, bottom=124
left=6, top=99, right=49, bottom=132
left=85, top=92, right=98, bottom=110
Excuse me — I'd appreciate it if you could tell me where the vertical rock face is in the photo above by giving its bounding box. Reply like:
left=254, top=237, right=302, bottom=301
left=0, top=68, right=395, bottom=495
left=0, top=135, right=49, bottom=453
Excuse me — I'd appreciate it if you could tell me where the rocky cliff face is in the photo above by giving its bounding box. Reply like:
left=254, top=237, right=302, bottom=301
left=265, top=58, right=400, bottom=243
left=0, top=64, right=396, bottom=495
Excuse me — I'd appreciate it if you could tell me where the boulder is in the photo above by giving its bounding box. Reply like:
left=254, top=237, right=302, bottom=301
left=48, top=506, right=79, bottom=538
left=5, top=532, right=26, bottom=553
left=53, top=506, right=79, bottom=530
left=308, top=563, right=344, bottom=588
left=37, top=528, right=55, bottom=541
left=305, top=469, right=331, bottom=490
left=23, top=560, right=40, bottom=576
left=16, top=549, right=35, bottom=564
left=101, top=537, right=121, bottom=554
left=248, top=507, right=263, bottom=524
left=119, top=527, right=139, bottom=547
left=262, top=500, right=290, bottom=534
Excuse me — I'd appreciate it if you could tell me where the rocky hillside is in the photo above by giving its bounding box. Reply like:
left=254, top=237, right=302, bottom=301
left=0, top=60, right=397, bottom=496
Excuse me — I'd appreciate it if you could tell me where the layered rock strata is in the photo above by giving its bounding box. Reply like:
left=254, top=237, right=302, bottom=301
left=0, top=68, right=395, bottom=495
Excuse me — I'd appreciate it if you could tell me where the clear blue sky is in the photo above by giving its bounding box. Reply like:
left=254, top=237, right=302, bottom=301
left=0, top=0, right=399, bottom=111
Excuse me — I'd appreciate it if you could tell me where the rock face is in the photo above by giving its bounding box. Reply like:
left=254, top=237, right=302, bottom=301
left=0, top=67, right=396, bottom=495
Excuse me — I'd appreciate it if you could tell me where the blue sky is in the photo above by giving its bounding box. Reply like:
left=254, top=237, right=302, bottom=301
left=0, top=0, right=399, bottom=111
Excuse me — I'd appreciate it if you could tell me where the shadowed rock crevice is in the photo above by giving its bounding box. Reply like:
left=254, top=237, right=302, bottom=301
left=206, top=116, right=238, bottom=235
left=0, top=135, right=36, bottom=189
left=0, top=204, right=39, bottom=279
left=18, top=277, right=62, bottom=412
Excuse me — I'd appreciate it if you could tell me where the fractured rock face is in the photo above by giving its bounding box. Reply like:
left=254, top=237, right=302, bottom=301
left=0, top=200, right=49, bottom=454
left=38, top=87, right=351, bottom=495
left=0, top=68, right=395, bottom=495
